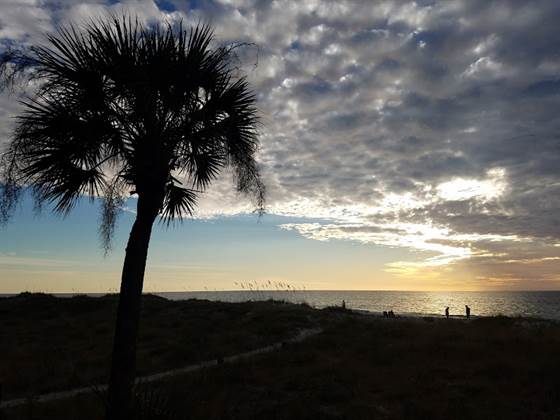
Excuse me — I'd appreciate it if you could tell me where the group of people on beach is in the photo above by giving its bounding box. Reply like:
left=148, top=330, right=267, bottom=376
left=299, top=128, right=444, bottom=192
left=445, top=305, right=471, bottom=319
left=382, top=310, right=395, bottom=318
left=344, top=301, right=472, bottom=319
left=380, top=306, right=471, bottom=319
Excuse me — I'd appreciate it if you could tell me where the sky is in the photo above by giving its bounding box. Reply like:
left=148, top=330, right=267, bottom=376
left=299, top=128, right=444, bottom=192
left=1, top=0, right=560, bottom=293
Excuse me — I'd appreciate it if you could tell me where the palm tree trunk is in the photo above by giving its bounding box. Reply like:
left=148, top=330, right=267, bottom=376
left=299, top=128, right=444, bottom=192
left=106, top=194, right=160, bottom=420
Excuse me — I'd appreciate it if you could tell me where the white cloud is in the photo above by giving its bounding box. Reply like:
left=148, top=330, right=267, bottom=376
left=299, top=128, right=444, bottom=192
left=436, top=168, right=506, bottom=202
left=0, top=0, right=52, bottom=41
left=462, top=56, right=504, bottom=79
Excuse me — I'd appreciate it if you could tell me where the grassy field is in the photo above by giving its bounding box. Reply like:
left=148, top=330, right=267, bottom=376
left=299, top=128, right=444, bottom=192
left=2, top=294, right=560, bottom=419
left=0, top=293, right=318, bottom=401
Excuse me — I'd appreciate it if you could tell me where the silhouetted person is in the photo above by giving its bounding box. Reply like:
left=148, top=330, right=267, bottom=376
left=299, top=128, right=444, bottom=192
left=342, top=300, right=346, bottom=309
left=383, top=311, right=388, bottom=317
left=388, top=310, right=395, bottom=318
left=445, top=306, right=450, bottom=319
left=465, top=305, right=471, bottom=319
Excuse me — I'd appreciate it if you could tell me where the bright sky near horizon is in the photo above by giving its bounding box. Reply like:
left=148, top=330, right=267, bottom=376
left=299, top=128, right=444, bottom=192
left=1, top=0, right=560, bottom=292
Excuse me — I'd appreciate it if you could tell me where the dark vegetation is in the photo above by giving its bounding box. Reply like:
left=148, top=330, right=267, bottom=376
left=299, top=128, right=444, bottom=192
left=2, top=294, right=560, bottom=420
left=0, top=293, right=316, bottom=401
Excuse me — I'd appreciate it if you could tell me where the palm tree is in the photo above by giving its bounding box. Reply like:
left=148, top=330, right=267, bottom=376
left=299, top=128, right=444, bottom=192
left=0, top=16, right=264, bottom=418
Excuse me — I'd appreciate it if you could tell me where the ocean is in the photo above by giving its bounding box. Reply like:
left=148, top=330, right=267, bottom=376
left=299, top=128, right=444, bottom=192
left=3, top=290, right=559, bottom=320
left=156, top=290, right=560, bottom=320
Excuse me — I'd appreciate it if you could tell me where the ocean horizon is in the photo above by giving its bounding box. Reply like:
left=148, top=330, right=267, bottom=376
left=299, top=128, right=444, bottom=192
left=4, top=290, right=560, bottom=321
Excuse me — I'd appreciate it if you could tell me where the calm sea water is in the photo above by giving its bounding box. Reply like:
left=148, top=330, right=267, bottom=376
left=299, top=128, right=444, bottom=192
left=3, top=290, right=559, bottom=320
left=157, top=290, right=560, bottom=320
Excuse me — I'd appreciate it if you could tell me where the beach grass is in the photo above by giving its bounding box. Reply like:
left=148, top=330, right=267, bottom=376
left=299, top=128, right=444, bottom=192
left=2, top=294, right=560, bottom=419
left=0, top=293, right=318, bottom=402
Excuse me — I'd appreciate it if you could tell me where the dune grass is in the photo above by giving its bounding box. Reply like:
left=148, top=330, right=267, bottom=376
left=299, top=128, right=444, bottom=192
left=2, top=294, right=560, bottom=419
left=0, top=293, right=318, bottom=402
left=147, top=314, right=560, bottom=420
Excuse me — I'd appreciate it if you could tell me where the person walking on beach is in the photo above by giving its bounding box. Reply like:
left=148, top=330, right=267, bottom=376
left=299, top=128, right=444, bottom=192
left=445, top=306, right=450, bottom=319
left=465, top=305, right=471, bottom=319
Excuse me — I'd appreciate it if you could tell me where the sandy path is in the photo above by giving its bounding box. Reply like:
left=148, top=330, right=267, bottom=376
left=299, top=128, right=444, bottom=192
left=0, top=327, right=323, bottom=409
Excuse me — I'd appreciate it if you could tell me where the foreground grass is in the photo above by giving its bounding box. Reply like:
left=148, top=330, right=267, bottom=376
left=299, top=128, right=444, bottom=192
left=0, top=293, right=318, bottom=401
left=2, top=295, right=560, bottom=419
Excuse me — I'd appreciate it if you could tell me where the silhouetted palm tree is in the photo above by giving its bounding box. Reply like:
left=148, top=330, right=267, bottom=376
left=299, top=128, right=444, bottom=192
left=0, top=16, right=264, bottom=419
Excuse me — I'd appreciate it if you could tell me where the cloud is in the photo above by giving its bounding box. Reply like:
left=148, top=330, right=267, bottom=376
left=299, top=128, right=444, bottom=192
left=1, top=0, right=560, bottom=287
left=0, top=0, right=53, bottom=41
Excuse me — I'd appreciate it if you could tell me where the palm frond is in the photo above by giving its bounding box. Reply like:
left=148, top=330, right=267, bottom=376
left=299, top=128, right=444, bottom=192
left=0, top=46, right=37, bottom=92
left=1, top=15, right=265, bottom=245
left=0, top=154, right=22, bottom=225
left=160, top=183, right=197, bottom=225
left=99, top=178, right=127, bottom=254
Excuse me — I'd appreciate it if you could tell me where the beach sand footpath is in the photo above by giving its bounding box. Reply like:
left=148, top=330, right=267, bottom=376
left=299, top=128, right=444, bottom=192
left=2, top=294, right=560, bottom=419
